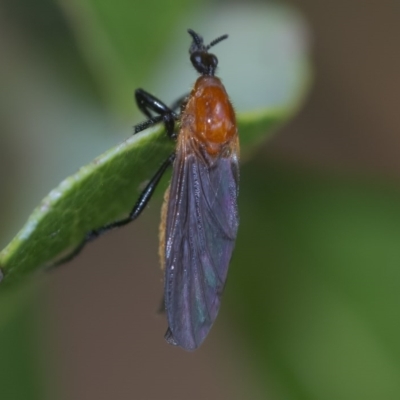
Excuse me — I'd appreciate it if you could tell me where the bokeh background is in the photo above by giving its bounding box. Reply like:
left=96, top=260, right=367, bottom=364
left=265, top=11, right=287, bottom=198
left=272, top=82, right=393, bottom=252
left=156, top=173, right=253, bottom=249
left=1, top=0, right=400, bottom=399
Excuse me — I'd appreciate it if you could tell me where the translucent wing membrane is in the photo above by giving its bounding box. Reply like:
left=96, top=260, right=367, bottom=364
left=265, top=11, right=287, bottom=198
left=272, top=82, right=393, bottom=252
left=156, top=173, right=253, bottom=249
left=164, top=143, right=239, bottom=350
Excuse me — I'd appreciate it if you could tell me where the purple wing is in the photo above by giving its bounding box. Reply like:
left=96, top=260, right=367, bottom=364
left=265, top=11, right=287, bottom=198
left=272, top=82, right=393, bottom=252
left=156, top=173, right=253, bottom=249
left=164, top=145, right=239, bottom=351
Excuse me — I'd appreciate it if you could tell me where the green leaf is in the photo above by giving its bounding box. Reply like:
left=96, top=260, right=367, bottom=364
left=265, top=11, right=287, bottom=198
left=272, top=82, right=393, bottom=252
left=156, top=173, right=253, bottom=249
left=0, top=2, right=310, bottom=286
left=0, top=104, right=298, bottom=285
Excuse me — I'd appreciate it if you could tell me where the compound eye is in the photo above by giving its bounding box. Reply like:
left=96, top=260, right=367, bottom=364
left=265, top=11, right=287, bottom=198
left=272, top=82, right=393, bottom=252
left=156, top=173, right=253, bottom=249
left=190, top=52, right=219, bottom=75
left=208, top=54, right=218, bottom=71
left=210, top=54, right=218, bottom=67
left=190, top=52, right=206, bottom=74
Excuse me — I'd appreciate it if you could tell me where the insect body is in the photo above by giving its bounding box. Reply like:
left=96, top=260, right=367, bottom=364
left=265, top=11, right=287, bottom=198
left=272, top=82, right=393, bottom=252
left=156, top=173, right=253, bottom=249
left=59, top=29, right=238, bottom=351
left=161, top=30, right=239, bottom=350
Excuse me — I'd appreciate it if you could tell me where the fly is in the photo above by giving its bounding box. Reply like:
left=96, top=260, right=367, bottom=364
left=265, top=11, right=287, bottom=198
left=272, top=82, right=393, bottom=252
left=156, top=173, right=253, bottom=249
left=161, top=30, right=239, bottom=350
left=58, top=29, right=239, bottom=351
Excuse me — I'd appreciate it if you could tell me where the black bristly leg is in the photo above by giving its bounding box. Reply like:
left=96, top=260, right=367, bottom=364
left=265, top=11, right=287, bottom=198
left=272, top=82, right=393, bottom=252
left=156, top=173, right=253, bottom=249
left=134, top=89, right=177, bottom=139
left=134, top=115, right=163, bottom=134
left=49, top=89, right=179, bottom=270
left=90, top=153, right=175, bottom=231
left=49, top=153, right=176, bottom=269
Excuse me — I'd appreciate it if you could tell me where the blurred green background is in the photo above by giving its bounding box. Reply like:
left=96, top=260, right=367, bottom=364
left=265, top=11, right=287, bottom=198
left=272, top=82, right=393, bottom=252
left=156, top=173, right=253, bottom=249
left=1, top=0, right=400, bottom=399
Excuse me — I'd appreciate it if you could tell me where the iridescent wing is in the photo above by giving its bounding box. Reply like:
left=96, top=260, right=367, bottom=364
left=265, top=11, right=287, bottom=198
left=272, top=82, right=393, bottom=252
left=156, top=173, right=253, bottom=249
left=164, top=140, right=239, bottom=350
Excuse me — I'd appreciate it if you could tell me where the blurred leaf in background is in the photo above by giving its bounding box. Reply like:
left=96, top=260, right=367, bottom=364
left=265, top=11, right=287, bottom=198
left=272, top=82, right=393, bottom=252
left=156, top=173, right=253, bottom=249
left=228, top=162, right=400, bottom=399
left=4, top=0, right=400, bottom=399
left=0, top=284, right=45, bottom=400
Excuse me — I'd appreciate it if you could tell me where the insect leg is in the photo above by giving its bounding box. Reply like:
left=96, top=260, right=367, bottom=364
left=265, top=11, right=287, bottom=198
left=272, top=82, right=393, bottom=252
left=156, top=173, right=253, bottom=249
left=50, top=153, right=175, bottom=269
left=134, top=115, right=163, bottom=134
left=134, top=89, right=177, bottom=139
left=135, top=89, right=172, bottom=118
left=85, top=153, right=175, bottom=232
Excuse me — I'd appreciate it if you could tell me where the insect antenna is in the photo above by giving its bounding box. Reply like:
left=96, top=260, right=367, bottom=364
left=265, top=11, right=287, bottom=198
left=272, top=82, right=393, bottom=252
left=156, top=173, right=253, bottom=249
left=206, top=34, right=228, bottom=50
left=187, top=29, right=204, bottom=48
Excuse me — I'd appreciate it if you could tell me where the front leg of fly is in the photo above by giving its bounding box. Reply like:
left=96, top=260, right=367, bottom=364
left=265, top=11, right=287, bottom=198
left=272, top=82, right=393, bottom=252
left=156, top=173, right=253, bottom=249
left=134, top=89, right=178, bottom=139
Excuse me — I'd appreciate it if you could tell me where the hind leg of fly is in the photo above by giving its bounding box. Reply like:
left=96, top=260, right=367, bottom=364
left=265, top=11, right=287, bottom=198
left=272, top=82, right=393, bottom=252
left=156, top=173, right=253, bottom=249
left=134, top=89, right=178, bottom=139
left=48, top=89, right=181, bottom=270
left=49, top=153, right=175, bottom=269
